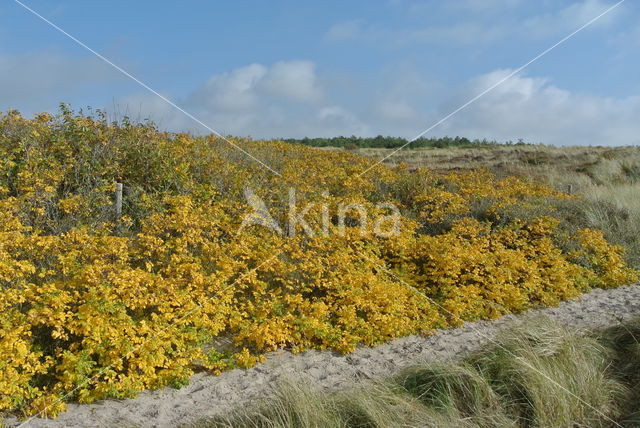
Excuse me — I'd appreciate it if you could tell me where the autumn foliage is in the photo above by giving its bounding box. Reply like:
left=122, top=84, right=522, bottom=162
left=0, top=108, right=636, bottom=418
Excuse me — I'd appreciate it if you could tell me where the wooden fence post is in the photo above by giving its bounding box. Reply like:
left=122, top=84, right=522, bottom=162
left=115, top=182, right=123, bottom=219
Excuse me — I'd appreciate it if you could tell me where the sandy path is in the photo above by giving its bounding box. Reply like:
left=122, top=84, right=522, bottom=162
left=7, top=284, right=640, bottom=428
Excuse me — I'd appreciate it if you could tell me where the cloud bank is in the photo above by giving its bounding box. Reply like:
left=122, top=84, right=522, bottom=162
left=326, top=0, right=620, bottom=46
left=439, top=69, right=640, bottom=146
left=118, top=60, right=370, bottom=138
left=114, top=61, right=640, bottom=146
left=2, top=51, right=638, bottom=145
left=0, top=50, right=118, bottom=113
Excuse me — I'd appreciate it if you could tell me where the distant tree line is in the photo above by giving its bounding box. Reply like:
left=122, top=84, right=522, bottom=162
left=283, top=135, right=532, bottom=149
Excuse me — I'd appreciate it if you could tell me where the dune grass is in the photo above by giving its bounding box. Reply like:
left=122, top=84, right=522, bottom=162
left=195, top=316, right=640, bottom=428
left=598, top=319, right=640, bottom=426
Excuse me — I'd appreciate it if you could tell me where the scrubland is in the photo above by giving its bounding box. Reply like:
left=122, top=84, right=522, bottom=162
left=0, top=108, right=637, bottom=421
left=354, top=144, right=640, bottom=269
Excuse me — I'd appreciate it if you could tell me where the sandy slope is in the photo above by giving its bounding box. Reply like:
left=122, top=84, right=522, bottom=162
left=8, top=284, right=640, bottom=428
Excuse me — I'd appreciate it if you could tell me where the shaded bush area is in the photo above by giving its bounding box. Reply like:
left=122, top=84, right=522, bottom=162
left=199, top=317, right=640, bottom=428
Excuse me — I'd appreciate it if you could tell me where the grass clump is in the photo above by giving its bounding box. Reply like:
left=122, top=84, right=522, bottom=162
left=599, top=320, right=640, bottom=425
left=197, top=317, right=640, bottom=427
left=396, top=363, right=511, bottom=427
left=468, top=319, right=625, bottom=427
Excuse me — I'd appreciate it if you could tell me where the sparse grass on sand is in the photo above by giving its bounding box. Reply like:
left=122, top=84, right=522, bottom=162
left=194, top=316, right=640, bottom=428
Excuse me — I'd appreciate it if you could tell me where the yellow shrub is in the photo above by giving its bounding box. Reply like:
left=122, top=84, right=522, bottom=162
left=0, top=109, right=636, bottom=418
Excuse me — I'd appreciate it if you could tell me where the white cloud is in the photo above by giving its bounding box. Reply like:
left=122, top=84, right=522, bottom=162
left=0, top=50, right=117, bottom=113
left=411, top=22, right=505, bottom=45
left=447, top=0, right=522, bottom=13
left=522, top=0, right=620, bottom=38
left=366, top=65, right=441, bottom=132
left=325, top=20, right=365, bottom=42
left=260, top=61, right=323, bottom=103
left=317, top=106, right=369, bottom=134
left=187, top=63, right=267, bottom=112
left=325, top=20, right=505, bottom=46
left=118, top=60, right=369, bottom=138
left=117, top=63, right=640, bottom=146
left=326, top=0, right=622, bottom=47
left=374, top=101, right=418, bottom=122
left=187, top=61, right=322, bottom=113
left=436, top=69, right=640, bottom=145
left=396, top=0, right=521, bottom=16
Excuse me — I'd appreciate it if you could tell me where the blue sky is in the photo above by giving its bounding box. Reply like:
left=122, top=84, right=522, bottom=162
left=1, top=0, right=639, bottom=145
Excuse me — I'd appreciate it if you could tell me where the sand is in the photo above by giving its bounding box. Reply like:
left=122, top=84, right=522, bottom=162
left=7, top=284, right=640, bottom=428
